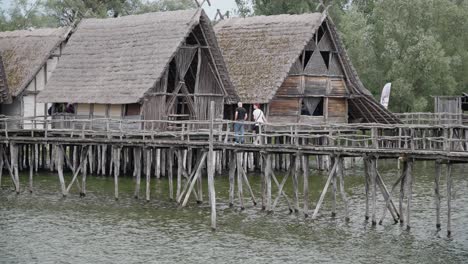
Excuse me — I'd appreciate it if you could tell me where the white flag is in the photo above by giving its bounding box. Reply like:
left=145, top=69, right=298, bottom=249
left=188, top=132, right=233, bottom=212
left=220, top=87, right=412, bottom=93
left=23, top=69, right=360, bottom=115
left=380, top=83, right=392, bottom=109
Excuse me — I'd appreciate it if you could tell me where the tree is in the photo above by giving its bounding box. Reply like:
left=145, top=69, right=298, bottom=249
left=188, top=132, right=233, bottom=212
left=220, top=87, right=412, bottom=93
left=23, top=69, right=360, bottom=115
left=235, top=0, right=468, bottom=112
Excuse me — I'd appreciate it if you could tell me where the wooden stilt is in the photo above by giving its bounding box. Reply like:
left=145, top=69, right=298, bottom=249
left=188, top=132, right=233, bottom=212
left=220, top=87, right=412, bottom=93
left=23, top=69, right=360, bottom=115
left=331, top=156, right=337, bottom=217
left=177, top=149, right=183, bottom=199
left=236, top=152, right=245, bottom=210
left=337, top=157, right=350, bottom=221
left=302, top=154, right=309, bottom=218
left=271, top=170, right=293, bottom=213
left=292, top=154, right=300, bottom=212
left=56, top=145, right=67, bottom=197
left=406, top=159, right=413, bottom=230
left=207, top=101, right=216, bottom=230
left=265, top=153, right=272, bottom=212
left=114, top=147, right=121, bottom=200
left=399, top=160, right=407, bottom=225
left=228, top=151, right=236, bottom=207
left=240, top=159, right=256, bottom=206
left=447, top=162, right=452, bottom=236
left=146, top=148, right=151, bottom=202
left=180, top=151, right=207, bottom=206
left=370, top=157, right=377, bottom=225
left=364, top=157, right=370, bottom=220
left=161, top=149, right=166, bottom=178
left=434, top=160, right=441, bottom=229
left=81, top=147, right=89, bottom=197
left=311, top=157, right=338, bottom=220
left=0, top=145, right=4, bottom=188
left=34, top=144, right=38, bottom=173
left=168, top=148, right=174, bottom=200
left=101, top=145, right=107, bottom=176
left=134, top=148, right=141, bottom=199
left=29, top=144, right=33, bottom=193
left=156, top=148, right=161, bottom=179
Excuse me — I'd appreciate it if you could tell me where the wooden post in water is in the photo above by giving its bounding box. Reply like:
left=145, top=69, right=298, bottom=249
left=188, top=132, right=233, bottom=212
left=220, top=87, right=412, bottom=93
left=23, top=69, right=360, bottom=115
left=338, top=157, right=350, bottom=221
left=11, top=143, right=20, bottom=194
left=114, top=146, right=121, bottom=200
left=236, top=152, right=245, bottom=210
left=370, top=156, right=377, bottom=225
left=29, top=143, right=33, bottom=193
left=331, top=156, right=337, bottom=217
left=292, top=153, right=300, bottom=212
left=146, top=148, right=151, bottom=202
left=177, top=149, right=183, bottom=200
left=434, top=160, right=441, bottom=229
left=447, top=162, right=452, bottom=236
left=406, top=159, right=413, bottom=230
left=56, top=145, right=67, bottom=197
left=168, top=148, right=174, bottom=200
left=0, top=145, right=4, bottom=188
left=207, top=101, right=217, bottom=230
left=228, top=151, right=236, bottom=207
left=399, top=159, right=407, bottom=225
left=81, top=146, right=89, bottom=197
left=364, top=156, right=370, bottom=220
left=303, top=154, right=309, bottom=218
left=156, top=148, right=161, bottom=179
left=134, top=148, right=141, bottom=199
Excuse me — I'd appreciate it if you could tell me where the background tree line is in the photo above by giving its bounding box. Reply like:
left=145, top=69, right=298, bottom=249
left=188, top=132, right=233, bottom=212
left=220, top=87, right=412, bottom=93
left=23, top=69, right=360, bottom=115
left=0, top=0, right=467, bottom=112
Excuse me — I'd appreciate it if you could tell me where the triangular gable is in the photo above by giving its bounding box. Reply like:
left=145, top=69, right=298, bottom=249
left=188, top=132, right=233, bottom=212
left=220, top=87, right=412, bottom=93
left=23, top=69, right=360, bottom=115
left=304, top=49, right=328, bottom=75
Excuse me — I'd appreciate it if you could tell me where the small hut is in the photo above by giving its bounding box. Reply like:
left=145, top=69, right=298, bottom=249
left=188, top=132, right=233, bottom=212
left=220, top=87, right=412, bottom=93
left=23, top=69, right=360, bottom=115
left=215, top=13, right=399, bottom=124
left=0, top=27, right=71, bottom=120
left=37, top=9, right=237, bottom=129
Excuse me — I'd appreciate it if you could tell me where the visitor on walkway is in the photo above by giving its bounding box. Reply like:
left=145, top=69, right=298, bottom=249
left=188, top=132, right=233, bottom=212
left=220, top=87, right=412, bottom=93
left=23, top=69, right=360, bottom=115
left=234, top=102, right=247, bottom=143
left=253, top=103, right=266, bottom=145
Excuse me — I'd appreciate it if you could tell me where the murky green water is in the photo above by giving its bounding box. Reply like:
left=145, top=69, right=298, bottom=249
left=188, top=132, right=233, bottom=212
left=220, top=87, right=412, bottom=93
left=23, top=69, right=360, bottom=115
left=1, top=160, right=467, bottom=263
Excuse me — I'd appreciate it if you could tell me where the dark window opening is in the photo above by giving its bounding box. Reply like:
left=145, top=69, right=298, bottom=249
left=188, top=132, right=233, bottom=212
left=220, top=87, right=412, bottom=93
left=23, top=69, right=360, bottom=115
left=125, top=103, right=140, bottom=116
left=320, top=51, right=330, bottom=69
left=316, top=26, right=325, bottom=44
left=183, top=50, right=198, bottom=94
left=303, top=50, right=313, bottom=69
left=192, top=25, right=207, bottom=46
left=301, top=98, right=324, bottom=116
left=167, top=59, right=177, bottom=93
left=185, top=33, right=199, bottom=46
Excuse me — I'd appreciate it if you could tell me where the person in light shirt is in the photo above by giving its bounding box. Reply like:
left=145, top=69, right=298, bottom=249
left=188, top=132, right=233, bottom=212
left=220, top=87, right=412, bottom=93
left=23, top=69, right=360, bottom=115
left=252, top=103, right=266, bottom=144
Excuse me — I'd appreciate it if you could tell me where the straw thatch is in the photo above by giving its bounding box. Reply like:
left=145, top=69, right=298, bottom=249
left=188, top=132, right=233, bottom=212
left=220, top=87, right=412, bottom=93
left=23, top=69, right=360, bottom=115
left=0, top=55, right=10, bottom=103
left=215, top=13, right=323, bottom=103
left=215, top=13, right=399, bottom=124
left=38, top=9, right=237, bottom=104
left=0, top=27, right=70, bottom=97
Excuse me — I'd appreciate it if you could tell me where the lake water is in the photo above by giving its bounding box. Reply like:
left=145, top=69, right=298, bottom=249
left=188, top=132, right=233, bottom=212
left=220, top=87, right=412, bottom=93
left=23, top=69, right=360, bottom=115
left=1, top=160, right=467, bottom=263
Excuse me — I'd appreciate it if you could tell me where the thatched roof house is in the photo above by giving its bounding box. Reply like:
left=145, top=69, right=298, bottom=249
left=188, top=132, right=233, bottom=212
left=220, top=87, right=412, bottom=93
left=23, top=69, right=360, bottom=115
left=38, top=9, right=237, bottom=123
left=0, top=55, right=10, bottom=103
left=0, top=27, right=71, bottom=117
left=215, top=13, right=399, bottom=124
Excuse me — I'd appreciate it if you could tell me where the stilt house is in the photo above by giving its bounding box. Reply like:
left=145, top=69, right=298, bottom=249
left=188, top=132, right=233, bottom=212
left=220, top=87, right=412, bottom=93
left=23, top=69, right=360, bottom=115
left=0, top=27, right=71, bottom=120
left=215, top=13, right=399, bottom=124
left=37, top=9, right=237, bottom=128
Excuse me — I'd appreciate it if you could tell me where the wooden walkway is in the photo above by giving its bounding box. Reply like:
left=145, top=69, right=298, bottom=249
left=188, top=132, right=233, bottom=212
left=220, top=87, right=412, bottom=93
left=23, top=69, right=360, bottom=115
left=0, top=106, right=466, bottom=235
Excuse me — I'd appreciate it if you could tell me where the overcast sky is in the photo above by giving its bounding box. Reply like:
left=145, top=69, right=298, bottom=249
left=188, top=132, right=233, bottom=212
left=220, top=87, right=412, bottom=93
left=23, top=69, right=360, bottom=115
left=0, top=0, right=239, bottom=19
left=202, top=0, right=239, bottom=18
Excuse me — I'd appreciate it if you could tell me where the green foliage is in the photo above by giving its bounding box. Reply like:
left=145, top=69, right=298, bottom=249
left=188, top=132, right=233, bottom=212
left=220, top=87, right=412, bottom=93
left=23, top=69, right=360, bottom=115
left=235, top=0, right=468, bottom=112
left=0, top=0, right=196, bottom=29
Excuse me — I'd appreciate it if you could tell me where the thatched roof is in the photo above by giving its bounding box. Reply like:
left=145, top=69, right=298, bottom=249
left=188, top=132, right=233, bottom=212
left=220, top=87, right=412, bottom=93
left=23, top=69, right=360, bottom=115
left=215, top=13, right=323, bottom=103
left=0, top=55, right=10, bottom=103
left=0, top=27, right=70, bottom=97
left=215, top=13, right=399, bottom=124
left=38, top=9, right=237, bottom=104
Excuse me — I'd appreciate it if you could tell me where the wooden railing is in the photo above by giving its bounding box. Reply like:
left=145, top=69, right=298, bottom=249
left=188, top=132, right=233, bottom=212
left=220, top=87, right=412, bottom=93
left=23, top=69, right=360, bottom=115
left=395, top=112, right=468, bottom=125
left=1, top=115, right=468, bottom=156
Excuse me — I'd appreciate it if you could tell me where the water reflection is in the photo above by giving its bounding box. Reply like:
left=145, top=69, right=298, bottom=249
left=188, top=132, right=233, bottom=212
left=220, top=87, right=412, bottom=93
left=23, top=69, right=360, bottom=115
left=0, top=160, right=467, bottom=263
